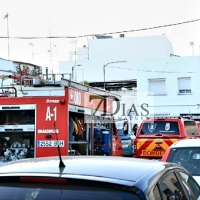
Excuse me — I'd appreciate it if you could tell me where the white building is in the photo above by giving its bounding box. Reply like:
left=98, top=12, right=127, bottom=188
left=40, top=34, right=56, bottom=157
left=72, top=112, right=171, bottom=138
left=62, top=35, right=200, bottom=124
left=0, top=35, right=199, bottom=126
left=136, top=56, right=200, bottom=119
left=0, top=58, right=15, bottom=87
left=59, top=35, right=174, bottom=83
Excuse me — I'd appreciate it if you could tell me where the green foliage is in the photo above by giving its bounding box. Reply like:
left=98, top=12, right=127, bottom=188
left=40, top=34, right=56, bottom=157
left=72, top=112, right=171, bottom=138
left=30, top=69, right=38, bottom=76
left=83, top=80, right=89, bottom=85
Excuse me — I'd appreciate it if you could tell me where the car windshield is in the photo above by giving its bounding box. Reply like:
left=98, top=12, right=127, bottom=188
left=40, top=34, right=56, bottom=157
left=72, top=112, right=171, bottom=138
left=167, top=147, right=200, bottom=176
left=117, top=129, right=125, bottom=136
left=140, top=121, right=179, bottom=135
left=0, top=178, right=141, bottom=200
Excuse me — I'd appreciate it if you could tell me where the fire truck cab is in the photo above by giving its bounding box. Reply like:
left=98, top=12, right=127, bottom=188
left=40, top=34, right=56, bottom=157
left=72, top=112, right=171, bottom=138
left=0, top=74, right=123, bottom=163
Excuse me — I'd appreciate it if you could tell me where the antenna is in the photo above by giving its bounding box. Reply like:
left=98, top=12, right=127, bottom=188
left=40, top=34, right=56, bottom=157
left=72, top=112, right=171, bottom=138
left=54, top=122, right=66, bottom=168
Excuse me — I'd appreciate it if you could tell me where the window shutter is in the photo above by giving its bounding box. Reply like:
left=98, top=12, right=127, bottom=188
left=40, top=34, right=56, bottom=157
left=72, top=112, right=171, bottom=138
left=178, top=78, right=191, bottom=90
left=178, top=78, right=191, bottom=93
left=149, top=79, right=166, bottom=94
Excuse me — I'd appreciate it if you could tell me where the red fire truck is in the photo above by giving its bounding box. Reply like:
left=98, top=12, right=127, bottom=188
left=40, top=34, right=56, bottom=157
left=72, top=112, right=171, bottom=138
left=0, top=74, right=123, bottom=163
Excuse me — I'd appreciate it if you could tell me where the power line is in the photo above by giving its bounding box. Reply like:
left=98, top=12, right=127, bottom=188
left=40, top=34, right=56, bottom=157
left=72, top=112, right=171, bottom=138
left=108, top=66, right=196, bottom=74
left=0, top=19, right=200, bottom=39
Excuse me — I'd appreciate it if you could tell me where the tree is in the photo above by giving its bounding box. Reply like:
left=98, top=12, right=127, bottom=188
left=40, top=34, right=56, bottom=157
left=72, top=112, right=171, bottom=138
left=83, top=80, right=89, bottom=85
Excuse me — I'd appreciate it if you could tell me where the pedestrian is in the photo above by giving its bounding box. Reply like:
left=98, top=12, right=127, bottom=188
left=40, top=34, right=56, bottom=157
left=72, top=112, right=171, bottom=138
left=132, top=124, right=138, bottom=136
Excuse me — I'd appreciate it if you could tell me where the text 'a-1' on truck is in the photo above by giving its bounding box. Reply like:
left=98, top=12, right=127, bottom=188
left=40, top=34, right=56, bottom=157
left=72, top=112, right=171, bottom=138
left=0, top=73, right=123, bottom=164
left=133, top=116, right=200, bottom=160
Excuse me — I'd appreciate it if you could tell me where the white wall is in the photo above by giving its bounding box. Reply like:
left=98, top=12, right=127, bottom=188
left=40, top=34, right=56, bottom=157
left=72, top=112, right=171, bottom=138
left=59, top=35, right=174, bottom=83
left=136, top=56, right=200, bottom=117
left=89, top=35, right=173, bottom=62
left=110, top=56, right=200, bottom=124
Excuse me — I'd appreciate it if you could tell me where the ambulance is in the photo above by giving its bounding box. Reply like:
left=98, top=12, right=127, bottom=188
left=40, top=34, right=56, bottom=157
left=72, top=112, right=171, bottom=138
left=134, top=116, right=200, bottom=160
left=0, top=73, right=123, bottom=163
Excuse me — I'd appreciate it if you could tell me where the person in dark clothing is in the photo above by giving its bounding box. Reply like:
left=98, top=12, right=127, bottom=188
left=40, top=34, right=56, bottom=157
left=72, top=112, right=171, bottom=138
left=132, top=124, right=138, bottom=136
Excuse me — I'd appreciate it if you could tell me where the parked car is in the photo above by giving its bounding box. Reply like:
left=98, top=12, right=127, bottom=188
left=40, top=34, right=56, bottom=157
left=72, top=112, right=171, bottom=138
left=0, top=156, right=199, bottom=199
left=115, top=120, right=134, bottom=157
left=128, top=130, right=136, bottom=140
left=161, top=138, right=200, bottom=185
left=117, top=129, right=134, bottom=157
left=134, top=116, right=200, bottom=160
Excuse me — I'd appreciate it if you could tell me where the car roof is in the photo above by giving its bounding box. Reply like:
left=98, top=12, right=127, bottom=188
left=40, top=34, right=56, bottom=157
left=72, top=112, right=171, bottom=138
left=170, top=139, right=200, bottom=148
left=0, top=156, right=180, bottom=185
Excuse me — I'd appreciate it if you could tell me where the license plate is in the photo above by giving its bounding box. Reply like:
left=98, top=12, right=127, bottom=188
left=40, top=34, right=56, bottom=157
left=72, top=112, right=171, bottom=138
left=37, top=140, right=64, bottom=147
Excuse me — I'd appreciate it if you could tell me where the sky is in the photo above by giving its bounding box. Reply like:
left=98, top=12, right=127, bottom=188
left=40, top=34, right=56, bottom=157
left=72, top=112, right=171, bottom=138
left=0, top=0, right=200, bottom=70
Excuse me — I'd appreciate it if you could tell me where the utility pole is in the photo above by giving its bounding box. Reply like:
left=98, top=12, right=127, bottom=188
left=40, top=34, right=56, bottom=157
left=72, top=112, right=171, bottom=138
left=3, top=13, right=10, bottom=60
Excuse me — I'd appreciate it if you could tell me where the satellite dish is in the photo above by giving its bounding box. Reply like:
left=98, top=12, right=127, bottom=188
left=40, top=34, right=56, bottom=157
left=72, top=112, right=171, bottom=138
left=126, top=109, right=135, bottom=117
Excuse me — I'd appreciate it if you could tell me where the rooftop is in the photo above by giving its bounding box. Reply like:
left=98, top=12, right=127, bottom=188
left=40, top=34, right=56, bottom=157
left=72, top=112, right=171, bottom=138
left=89, top=79, right=137, bottom=91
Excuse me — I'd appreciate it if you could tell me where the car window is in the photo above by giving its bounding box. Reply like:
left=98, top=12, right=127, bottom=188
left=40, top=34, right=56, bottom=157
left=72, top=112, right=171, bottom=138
left=152, top=185, right=162, bottom=200
left=184, top=121, right=199, bottom=135
left=159, top=171, right=187, bottom=200
left=140, top=121, right=179, bottom=135
left=0, top=186, right=142, bottom=200
left=177, top=171, right=200, bottom=200
left=0, top=178, right=143, bottom=200
left=167, top=147, right=200, bottom=176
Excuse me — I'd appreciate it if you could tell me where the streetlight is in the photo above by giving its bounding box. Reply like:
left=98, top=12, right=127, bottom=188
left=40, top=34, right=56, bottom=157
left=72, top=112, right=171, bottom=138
left=3, top=13, right=10, bottom=60
left=71, top=64, right=81, bottom=81
left=103, top=61, right=127, bottom=89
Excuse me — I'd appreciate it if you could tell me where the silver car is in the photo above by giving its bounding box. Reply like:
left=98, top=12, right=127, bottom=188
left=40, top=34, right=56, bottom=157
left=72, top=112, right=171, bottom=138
left=0, top=156, right=199, bottom=199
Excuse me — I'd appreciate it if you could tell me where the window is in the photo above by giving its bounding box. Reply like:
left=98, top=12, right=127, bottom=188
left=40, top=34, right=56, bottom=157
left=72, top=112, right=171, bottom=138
left=178, top=171, right=200, bottom=200
left=0, top=179, right=142, bottom=200
left=140, top=122, right=180, bottom=135
left=167, top=147, right=200, bottom=176
left=153, top=185, right=162, bottom=199
left=184, top=120, right=199, bottom=135
left=159, top=172, right=187, bottom=200
left=149, top=79, right=166, bottom=95
left=178, top=77, right=191, bottom=94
